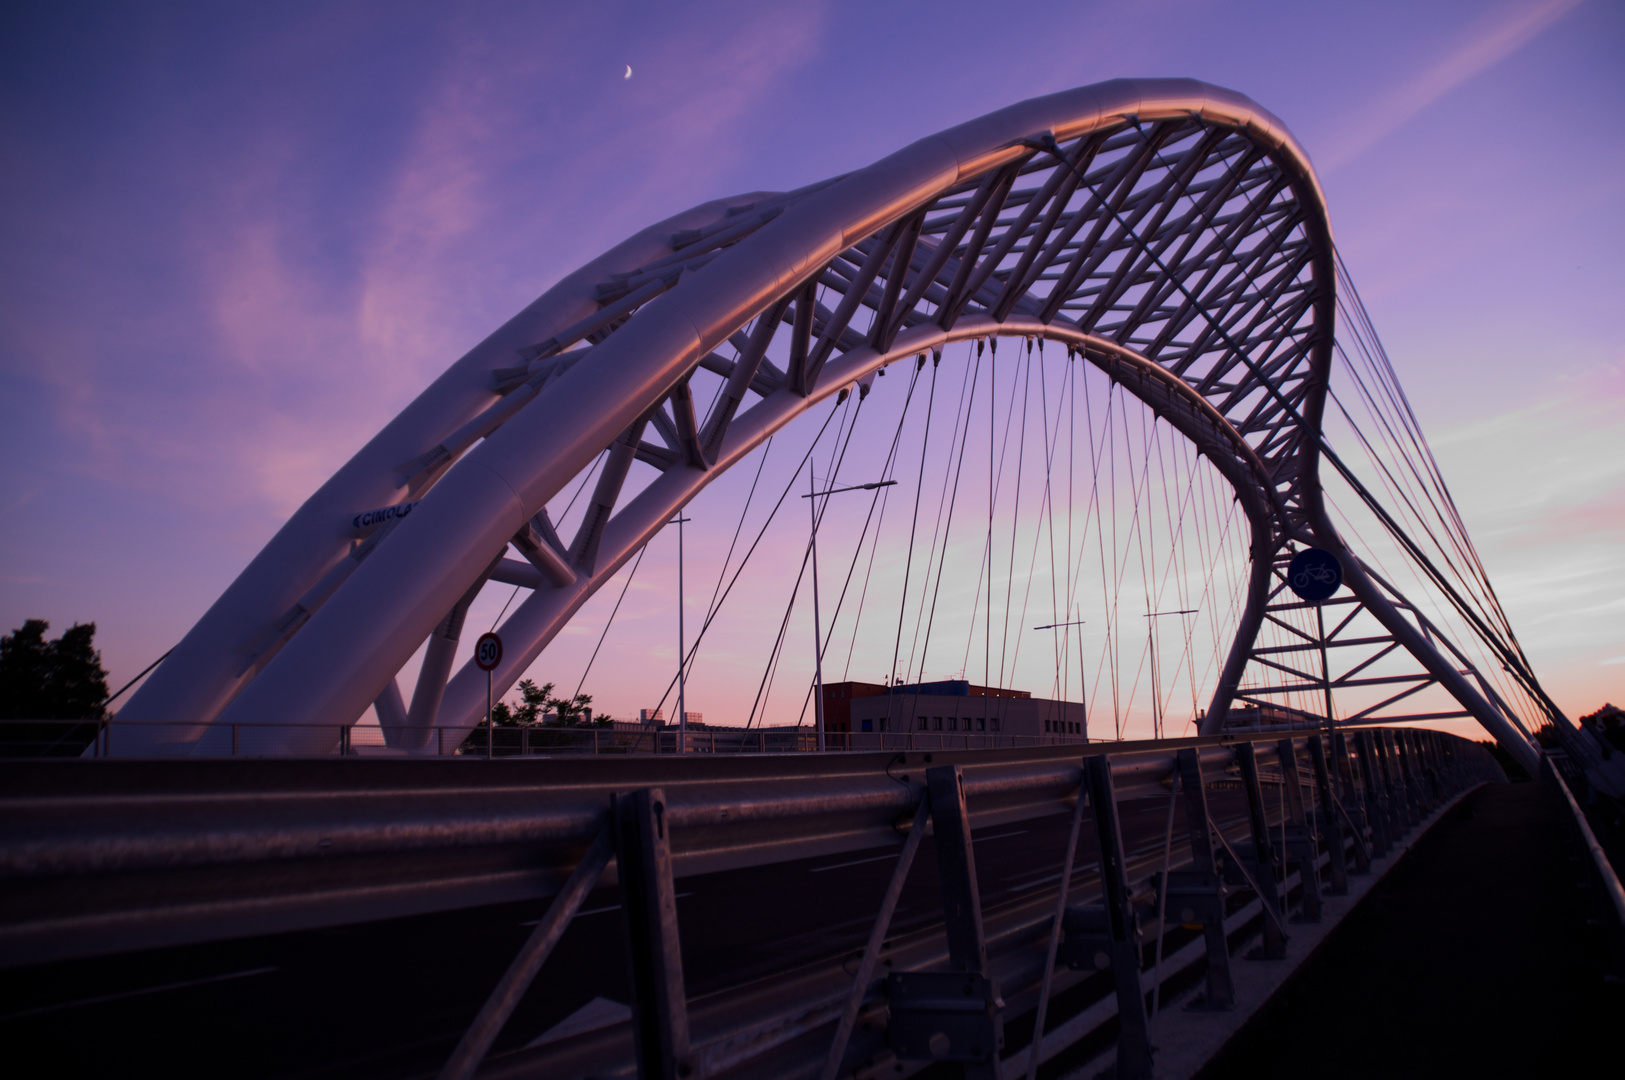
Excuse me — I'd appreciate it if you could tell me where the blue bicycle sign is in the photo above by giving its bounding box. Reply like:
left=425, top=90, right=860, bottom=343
left=1286, top=548, right=1342, bottom=602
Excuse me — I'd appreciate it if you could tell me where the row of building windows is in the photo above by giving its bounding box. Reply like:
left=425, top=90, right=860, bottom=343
left=1046, top=720, right=1081, bottom=734
left=913, top=715, right=1001, bottom=732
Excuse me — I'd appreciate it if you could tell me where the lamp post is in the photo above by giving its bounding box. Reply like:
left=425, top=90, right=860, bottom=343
left=672, top=514, right=691, bottom=753
left=803, top=477, right=896, bottom=751
left=1035, top=616, right=1086, bottom=742
left=1144, top=609, right=1197, bottom=740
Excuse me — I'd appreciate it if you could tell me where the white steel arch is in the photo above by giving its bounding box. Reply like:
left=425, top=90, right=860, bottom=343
left=120, top=78, right=1573, bottom=777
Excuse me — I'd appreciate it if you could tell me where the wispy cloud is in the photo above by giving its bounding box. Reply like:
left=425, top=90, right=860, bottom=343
left=355, top=1, right=829, bottom=401
left=1323, top=0, right=1586, bottom=173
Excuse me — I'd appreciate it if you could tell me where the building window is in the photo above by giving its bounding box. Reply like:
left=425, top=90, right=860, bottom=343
left=977, top=717, right=986, bottom=731
left=918, top=716, right=928, bottom=730
left=934, top=716, right=943, bottom=731
left=861, top=719, right=873, bottom=732
left=879, top=717, right=888, bottom=732
left=991, top=718, right=1000, bottom=732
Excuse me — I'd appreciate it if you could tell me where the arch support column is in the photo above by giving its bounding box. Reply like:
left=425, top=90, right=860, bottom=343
left=1309, top=508, right=1539, bottom=777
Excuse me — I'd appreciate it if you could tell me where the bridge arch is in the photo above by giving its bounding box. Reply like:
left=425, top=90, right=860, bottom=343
left=118, top=78, right=1534, bottom=767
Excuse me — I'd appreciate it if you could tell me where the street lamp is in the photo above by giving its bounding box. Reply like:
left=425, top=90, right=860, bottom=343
left=1035, top=616, right=1087, bottom=740
left=802, top=477, right=897, bottom=751
left=671, top=514, right=691, bottom=753
left=1144, top=609, right=1197, bottom=740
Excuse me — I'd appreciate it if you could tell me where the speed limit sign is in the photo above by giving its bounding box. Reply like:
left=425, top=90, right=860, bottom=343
left=474, top=632, right=503, bottom=671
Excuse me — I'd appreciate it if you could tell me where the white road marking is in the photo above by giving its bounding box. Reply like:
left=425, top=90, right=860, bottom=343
left=0, top=966, right=279, bottom=1022
left=522, top=892, right=693, bottom=924
left=810, top=852, right=898, bottom=873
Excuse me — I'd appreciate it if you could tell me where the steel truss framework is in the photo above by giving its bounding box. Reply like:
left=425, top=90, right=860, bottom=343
left=120, top=79, right=1596, bottom=780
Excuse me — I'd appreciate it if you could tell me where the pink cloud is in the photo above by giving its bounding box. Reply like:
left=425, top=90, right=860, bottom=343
left=1322, top=0, right=1587, bottom=173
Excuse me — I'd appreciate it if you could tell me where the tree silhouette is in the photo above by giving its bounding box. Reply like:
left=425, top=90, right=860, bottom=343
left=460, top=677, right=613, bottom=754
left=0, top=619, right=110, bottom=756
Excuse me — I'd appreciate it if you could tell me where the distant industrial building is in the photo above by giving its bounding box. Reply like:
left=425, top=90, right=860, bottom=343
left=638, top=709, right=703, bottom=727
left=821, top=680, right=1086, bottom=749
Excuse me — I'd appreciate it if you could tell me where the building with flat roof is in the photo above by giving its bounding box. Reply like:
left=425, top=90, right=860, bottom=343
left=821, top=680, right=1085, bottom=750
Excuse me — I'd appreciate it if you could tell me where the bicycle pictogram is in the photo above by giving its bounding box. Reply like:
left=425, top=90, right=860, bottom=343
left=1293, top=563, right=1338, bottom=590
left=1286, top=548, right=1342, bottom=602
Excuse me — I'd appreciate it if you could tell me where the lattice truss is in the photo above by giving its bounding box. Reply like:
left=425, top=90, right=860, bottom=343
left=121, top=80, right=1592, bottom=780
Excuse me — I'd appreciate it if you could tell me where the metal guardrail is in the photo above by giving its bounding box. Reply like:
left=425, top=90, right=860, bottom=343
left=0, top=717, right=1094, bottom=758
left=1540, top=753, right=1625, bottom=982
left=0, top=725, right=1500, bottom=1079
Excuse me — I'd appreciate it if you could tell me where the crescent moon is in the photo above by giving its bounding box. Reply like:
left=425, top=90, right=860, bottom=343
left=624, top=65, right=632, bottom=79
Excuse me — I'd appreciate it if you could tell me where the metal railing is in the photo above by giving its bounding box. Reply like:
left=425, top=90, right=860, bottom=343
left=0, top=717, right=1092, bottom=758
left=0, top=726, right=1501, bottom=1079
left=1541, top=752, right=1625, bottom=981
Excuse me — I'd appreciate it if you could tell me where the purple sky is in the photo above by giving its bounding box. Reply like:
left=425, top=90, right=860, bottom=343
left=2, top=0, right=1621, bottom=736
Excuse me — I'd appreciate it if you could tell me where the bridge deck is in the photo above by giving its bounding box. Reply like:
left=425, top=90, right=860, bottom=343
left=1195, top=780, right=1620, bottom=1078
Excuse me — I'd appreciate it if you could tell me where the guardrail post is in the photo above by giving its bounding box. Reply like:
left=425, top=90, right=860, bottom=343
left=1276, top=739, right=1321, bottom=921
left=827, top=798, right=930, bottom=1080
left=1376, top=731, right=1409, bottom=835
left=1174, top=748, right=1235, bottom=1009
left=1395, top=732, right=1424, bottom=818
left=925, top=765, right=990, bottom=979
left=1372, top=731, right=1394, bottom=832
left=614, top=787, right=691, bottom=1080
left=1415, top=732, right=1439, bottom=805
left=1394, top=731, right=1413, bottom=809
left=883, top=766, right=1003, bottom=1076
left=1354, top=732, right=1391, bottom=857
left=1235, top=744, right=1288, bottom=958
left=1417, top=734, right=1443, bottom=799
left=1391, top=732, right=1412, bottom=827
left=1332, top=730, right=1373, bottom=873
left=1306, top=736, right=1349, bottom=893
left=1083, top=754, right=1153, bottom=1078
left=437, top=823, right=616, bottom=1080
left=1330, top=728, right=1354, bottom=804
